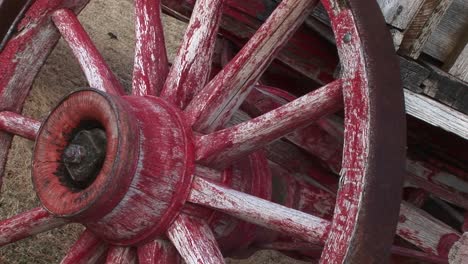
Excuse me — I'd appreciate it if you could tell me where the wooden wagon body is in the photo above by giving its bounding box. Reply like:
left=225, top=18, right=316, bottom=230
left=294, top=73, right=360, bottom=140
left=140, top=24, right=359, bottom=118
left=0, top=0, right=467, bottom=263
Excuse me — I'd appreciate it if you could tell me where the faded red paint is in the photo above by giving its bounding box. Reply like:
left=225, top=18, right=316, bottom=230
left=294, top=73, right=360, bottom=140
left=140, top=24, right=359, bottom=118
left=51, top=8, right=125, bottom=95
left=0, top=111, right=40, bottom=140
left=137, top=240, right=180, bottom=264
left=133, top=0, right=169, bottom=96
left=61, top=229, right=108, bottom=264
left=160, top=0, right=223, bottom=109
left=0, top=0, right=412, bottom=263
left=0, top=0, right=89, bottom=191
left=106, top=246, right=137, bottom=264
left=184, top=0, right=320, bottom=133
left=0, top=207, right=67, bottom=247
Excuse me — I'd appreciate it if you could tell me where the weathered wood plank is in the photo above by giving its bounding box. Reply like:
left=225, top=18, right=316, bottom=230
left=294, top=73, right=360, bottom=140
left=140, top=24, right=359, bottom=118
left=404, top=89, right=468, bottom=139
left=399, top=0, right=454, bottom=59
left=377, top=0, right=425, bottom=30
left=444, top=33, right=468, bottom=82
left=423, top=0, right=468, bottom=62
left=400, top=56, right=431, bottom=93
left=422, top=64, right=468, bottom=114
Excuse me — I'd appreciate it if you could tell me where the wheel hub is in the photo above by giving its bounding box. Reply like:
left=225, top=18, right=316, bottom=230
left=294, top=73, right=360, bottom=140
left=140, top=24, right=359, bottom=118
left=32, top=89, right=195, bottom=245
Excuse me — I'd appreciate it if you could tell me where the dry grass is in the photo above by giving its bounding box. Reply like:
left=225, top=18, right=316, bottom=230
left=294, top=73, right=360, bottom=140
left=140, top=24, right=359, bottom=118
left=0, top=0, right=305, bottom=263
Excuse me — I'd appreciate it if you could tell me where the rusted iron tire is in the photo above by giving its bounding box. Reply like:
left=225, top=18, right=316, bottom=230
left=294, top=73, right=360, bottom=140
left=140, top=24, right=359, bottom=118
left=0, top=0, right=405, bottom=263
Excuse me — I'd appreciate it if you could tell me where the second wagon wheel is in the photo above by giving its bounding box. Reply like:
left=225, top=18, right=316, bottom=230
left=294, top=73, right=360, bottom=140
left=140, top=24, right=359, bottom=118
left=0, top=0, right=406, bottom=263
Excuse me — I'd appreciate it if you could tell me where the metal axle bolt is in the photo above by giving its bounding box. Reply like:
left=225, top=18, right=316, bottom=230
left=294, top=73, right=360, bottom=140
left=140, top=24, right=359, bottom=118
left=62, top=128, right=107, bottom=184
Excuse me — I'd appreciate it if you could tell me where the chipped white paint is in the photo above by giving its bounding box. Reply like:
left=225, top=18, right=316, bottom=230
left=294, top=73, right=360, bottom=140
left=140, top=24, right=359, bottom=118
left=167, top=214, right=224, bottom=264
left=185, top=0, right=318, bottom=133
left=0, top=111, right=40, bottom=140
left=161, top=0, right=223, bottom=109
left=60, top=230, right=108, bottom=264
left=0, top=207, right=67, bottom=246
left=51, top=9, right=124, bottom=95
left=106, top=246, right=137, bottom=264
left=189, top=176, right=330, bottom=244
left=196, top=80, right=342, bottom=166
left=133, top=0, right=169, bottom=96
left=397, top=201, right=460, bottom=256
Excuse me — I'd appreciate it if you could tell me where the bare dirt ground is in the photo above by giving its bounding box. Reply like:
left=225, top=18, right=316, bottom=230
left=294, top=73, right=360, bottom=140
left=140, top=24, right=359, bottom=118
left=0, top=0, right=307, bottom=263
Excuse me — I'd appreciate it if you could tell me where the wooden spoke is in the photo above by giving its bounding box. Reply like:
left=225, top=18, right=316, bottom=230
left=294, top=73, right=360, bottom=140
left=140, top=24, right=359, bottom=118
left=106, top=246, right=137, bottom=264
left=133, top=0, right=169, bottom=96
left=243, top=86, right=343, bottom=173
left=138, top=239, right=180, bottom=264
left=406, top=172, right=468, bottom=210
left=0, top=111, right=40, bottom=140
left=61, top=229, right=108, bottom=264
left=397, top=201, right=461, bottom=257
left=196, top=80, right=342, bottom=167
left=0, top=207, right=67, bottom=247
left=167, top=214, right=224, bottom=264
left=160, top=0, right=223, bottom=109
left=185, top=0, right=319, bottom=133
left=51, top=9, right=125, bottom=95
left=188, top=176, right=330, bottom=244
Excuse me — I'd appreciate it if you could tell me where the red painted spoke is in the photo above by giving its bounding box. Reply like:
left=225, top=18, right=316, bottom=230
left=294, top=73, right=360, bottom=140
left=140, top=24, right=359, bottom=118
left=106, top=246, right=137, bottom=264
left=160, top=0, right=223, bottom=109
left=196, top=80, right=343, bottom=167
left=167, top=214, right=224, bottom=264
left=61, top=229, right=108, bottom=264
left=138, top=239, right=180, bottom=264
left=188, top=176, right=330, bottom=244
left=0, top=111, right=40, bottom=140
left=185, top=0, right=319, bottom=133
left=132, top=0, right=169, bottom=96
left=397, top=202, right=460, bottom=257
left=51, top=9, right=125, bottom=95
left=0, top=207, right=67, bottom=247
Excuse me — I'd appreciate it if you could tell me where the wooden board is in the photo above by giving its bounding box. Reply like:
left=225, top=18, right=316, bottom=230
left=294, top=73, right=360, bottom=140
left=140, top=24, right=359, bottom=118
left=404, top=89, right=468, bottom=140
left=423, top=0, right=468, bottom=62
left=398, top=0, right=454, bottom=59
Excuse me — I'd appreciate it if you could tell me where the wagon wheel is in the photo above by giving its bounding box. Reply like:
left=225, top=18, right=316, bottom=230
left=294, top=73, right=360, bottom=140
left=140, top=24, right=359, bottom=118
left=0, top=0, right=405, bottom=263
